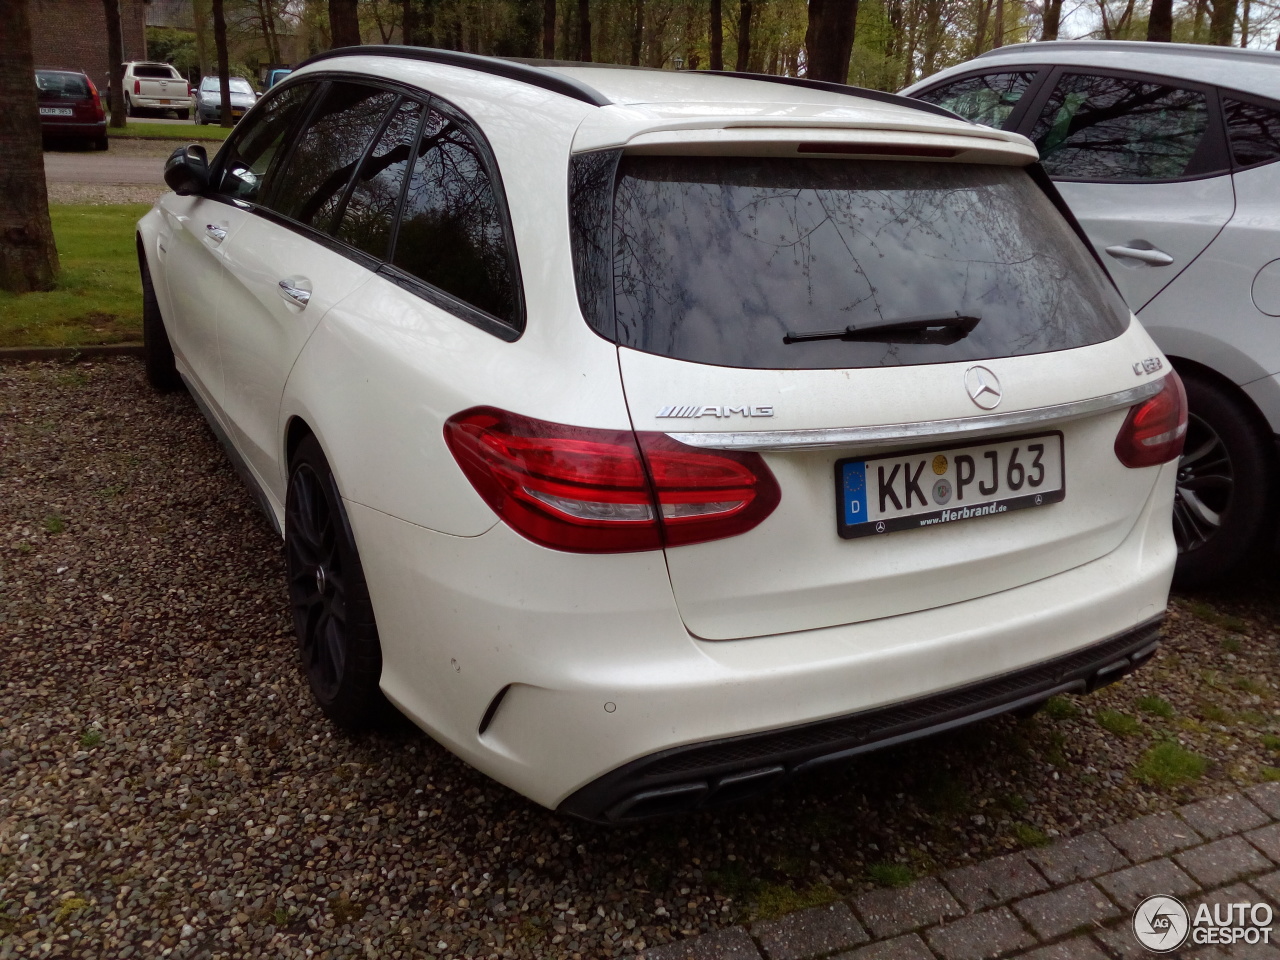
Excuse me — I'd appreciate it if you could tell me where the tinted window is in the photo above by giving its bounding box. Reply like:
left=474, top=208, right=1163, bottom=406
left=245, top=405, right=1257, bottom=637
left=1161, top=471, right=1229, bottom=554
left=217, top=83, right=313, bottom=203
left=36, top=71, right=89, bottom=99
left=1029, top=73, right=1209, bottom=181
left=391, top=106, right=518, bottom=324
left=334, top=98, right=425, bottom=259
left=267, top=83, right=398, bottom=232
left=572, top=154, right=1129, bottom=369
left=133, top=65, right=180, bottom=79
left=913, top=72, right=1036, bottom=129
left=1224, top=97, right=1280, bottom=168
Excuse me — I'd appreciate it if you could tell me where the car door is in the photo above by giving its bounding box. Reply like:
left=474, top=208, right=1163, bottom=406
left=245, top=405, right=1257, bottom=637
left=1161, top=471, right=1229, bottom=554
left=158, top=81, right=315, bottom=414
left=1018, top=69, right=1236, bottom=313
left=215, top=81, right=415, bottom=499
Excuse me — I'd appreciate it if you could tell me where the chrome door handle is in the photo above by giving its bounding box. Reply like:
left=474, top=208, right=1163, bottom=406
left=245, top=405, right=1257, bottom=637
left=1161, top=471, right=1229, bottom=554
left=1105, top=244, right=1174, bottom=266
left=205, top=223, right=227, bottom=243
left=278, top=279, right=311, bottom=308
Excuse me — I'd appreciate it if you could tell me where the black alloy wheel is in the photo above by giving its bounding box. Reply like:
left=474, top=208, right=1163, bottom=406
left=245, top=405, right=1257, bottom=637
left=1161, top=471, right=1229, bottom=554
left=1172, top=374, right=1276, bottom=589
left=285, top=435, right=386, bottom=729
left=1173, top=411, right=1231, bottom=554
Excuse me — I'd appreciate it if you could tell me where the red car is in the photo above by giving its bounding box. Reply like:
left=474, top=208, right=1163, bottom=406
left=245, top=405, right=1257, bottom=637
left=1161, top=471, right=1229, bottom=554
left=36, top=69, right=107, bottom=150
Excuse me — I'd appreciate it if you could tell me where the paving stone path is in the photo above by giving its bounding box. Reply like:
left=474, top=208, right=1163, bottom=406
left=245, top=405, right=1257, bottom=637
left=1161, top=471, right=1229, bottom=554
left=643, top=784, right=1280, bottom=960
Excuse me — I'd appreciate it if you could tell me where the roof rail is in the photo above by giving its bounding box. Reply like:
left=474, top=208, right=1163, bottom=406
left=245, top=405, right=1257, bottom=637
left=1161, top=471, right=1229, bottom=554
left=295, top=45, right=614, bottom=107
left=978, top=39, right=1280, bottom=64
left=709, top=71, right=968, bottom=122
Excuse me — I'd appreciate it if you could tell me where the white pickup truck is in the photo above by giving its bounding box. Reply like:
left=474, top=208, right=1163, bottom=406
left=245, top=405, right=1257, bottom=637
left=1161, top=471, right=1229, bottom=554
left=122, top=62, right=193, bottom=118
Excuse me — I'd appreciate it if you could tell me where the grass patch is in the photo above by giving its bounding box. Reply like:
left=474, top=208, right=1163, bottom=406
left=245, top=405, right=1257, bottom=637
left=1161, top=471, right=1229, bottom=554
left=1262, top=767, right=1280, bottom=782
left=1043, top=696, right=1080, bottom=721
left=1096, top=709, right=1142, bottom=736
left=1134, top=742, right=1208, bottom=790
left=113, top=121, right=230, bottom=141
left=754, top=883, right=839, bottom=922
left=79, top=729, right=102, bottom=748
left=328, top=895, right=366, bottom=924
left=43, top=515, right=66, bottom=534
left=1186, top=600, right=1248, bottom=634
left=0, top=204, right=149, bottom=348
left=867, top=863, right=914, bottom=888
left=1012, top=823, right=1050, bottom=847
left=1136, top=696, right=1175, bottom=719
left=1263, top=735, right=1280, bottom=751
left=53, top=897, right=89, bottom=924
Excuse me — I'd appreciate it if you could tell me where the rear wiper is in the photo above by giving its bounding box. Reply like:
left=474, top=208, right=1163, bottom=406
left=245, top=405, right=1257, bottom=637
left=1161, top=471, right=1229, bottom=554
left=783, top=313, right=981, bottom=346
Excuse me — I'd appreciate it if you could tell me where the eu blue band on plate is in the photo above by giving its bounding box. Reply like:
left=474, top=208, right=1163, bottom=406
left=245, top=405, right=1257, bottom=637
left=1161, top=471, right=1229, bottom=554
left=843, top=461, right=868, bottom=526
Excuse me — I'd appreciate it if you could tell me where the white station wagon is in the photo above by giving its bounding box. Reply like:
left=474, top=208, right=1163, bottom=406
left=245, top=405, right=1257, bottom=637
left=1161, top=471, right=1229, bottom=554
left=138, top=48, right=1184, bottom=822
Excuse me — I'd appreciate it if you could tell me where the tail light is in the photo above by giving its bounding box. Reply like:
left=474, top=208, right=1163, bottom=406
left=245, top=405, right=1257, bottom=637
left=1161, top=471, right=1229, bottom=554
left=1114, top=371, right=1187, bottom=468
left=444, top=407, right=780, bottom=553
left=133, top=78, right=141, bottom=95
left=87, top=78, right=104, bottom=121
left=186, top=82, right=192, bottom=97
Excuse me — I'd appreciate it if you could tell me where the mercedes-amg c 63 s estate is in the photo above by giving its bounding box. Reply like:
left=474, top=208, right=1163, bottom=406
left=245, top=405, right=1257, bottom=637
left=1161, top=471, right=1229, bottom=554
left=138, top=47, right=1185, bottom=822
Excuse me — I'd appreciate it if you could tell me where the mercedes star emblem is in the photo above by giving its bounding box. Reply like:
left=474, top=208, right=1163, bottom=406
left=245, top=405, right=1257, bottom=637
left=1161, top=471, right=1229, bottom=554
left=964, top=365, right=1003, bottom=410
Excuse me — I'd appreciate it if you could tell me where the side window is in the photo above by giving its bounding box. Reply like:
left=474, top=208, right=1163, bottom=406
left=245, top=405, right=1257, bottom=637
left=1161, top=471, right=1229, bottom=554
left=333, top=97, right=426, bottom=259
left=266, top=82, right=398, bottom=233
left=1029, top=73, right=1210, bottom=181
left=217, top=83, right=313, bottom=203
left=391, top=104, right=519, bottom=326
left=913, top=72, right=1037, bottom=129
left=1223, top=97, right=1280, bottom=169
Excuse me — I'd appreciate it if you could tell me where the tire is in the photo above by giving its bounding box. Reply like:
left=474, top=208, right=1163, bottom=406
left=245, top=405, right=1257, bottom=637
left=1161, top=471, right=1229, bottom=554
left=1172, top=373, right=1277, bottom=589
left=286, top=435, right=387, bottom=730
left=139, top=251, right=182, bottom=391
left=124, top=95, right=134, bottom=118
left=93, top=136, right=108, bottom=151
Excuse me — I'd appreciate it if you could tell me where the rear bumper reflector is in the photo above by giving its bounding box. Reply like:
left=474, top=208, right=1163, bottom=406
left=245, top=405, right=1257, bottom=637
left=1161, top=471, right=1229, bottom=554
left=558, top=615, right=1164, bottom=823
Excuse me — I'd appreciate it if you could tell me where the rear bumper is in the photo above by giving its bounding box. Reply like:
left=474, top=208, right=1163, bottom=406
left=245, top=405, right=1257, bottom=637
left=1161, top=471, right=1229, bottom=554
left=560, top=615, right=1162, bottom=822
left=134, top=96, right=192, bottom=110
left=350, top=460, right=1176, bottom=813
left=41, top=120, right=105, bottom=138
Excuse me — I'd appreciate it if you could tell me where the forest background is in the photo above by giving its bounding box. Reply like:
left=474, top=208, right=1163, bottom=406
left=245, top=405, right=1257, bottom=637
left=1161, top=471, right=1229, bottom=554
left=152, top=0, right=1280, bottom=101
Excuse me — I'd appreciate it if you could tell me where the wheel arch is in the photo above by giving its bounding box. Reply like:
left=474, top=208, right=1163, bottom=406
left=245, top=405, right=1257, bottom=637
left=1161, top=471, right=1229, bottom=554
left=1166, top=355, right=1277, bottom=446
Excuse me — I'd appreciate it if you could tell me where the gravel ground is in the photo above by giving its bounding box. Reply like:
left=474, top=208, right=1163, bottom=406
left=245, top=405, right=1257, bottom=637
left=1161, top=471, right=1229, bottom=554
left=44, top=139, right=172, bottom=206
left=2, top=359, right=1279, bottom=960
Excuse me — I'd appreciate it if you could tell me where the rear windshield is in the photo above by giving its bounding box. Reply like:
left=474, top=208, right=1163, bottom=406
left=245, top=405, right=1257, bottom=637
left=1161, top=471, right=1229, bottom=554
left=133, top=65, right=180, bottom=79
left=202, top=77, right=254, bottom=93
left=36, top=71, right=89, bottom=98
left=570, top=153, right=1129, bottom=369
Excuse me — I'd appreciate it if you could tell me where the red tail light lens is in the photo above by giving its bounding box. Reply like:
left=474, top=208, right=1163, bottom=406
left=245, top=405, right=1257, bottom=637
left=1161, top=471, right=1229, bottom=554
left=444, top=407, right=780, bottom=553
left=87, top=78, right=104, bottom=121
left=133, top=78, right=141, bottom=95
left=1114, top=371, right=1187, bottom=468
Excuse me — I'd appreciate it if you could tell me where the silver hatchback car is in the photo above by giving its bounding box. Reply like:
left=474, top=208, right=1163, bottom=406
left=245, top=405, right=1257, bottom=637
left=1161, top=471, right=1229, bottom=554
left=905, top=41, right=1280, bottom=587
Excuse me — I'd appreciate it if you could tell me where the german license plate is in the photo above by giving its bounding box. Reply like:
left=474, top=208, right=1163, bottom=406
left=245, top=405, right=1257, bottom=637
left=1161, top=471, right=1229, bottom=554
left=836, top=432, right=1065, bottom=539
left=40, top=106, right=73, bottom=116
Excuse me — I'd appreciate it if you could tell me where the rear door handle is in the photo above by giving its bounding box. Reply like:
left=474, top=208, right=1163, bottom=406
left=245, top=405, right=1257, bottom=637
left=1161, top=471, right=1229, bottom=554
left=1105, top=244, right=1174, bottom=266
left=278, top=278, right=312, bottom=308
left=205, top=223, right=227, bottom=243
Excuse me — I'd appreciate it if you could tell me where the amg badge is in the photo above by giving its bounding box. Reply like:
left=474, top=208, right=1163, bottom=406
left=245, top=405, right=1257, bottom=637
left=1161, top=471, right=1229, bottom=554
left=656, top=404, right=774, bottom=419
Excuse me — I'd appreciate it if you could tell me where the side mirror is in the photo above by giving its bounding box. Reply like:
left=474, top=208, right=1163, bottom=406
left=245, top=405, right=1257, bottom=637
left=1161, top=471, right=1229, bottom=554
left=164, top=143, right=210, bottom=196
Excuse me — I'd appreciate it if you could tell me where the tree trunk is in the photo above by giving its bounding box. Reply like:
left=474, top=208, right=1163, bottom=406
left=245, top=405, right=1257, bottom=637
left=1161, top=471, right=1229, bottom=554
left=329, top=0, right=362, bottom=47
left=403, top=0, right=418, bottom=43
left=0, top=0, right=58, bottom=293
left=1208, top=0, right=1236, bottom=43
left=805, top=0, right=858, bottom=82
left=543, top=0, right=556, bottom=56
left=974, top=0, right=992, bottom=54
left=709, top=0, right=723, bottom=69
left=735, top=0, right=752, bottom=70
left=212, top=0, right=233, bottom=128
left=1240, top=0, right=1250, bottom=44
left=631, top=0, right=644, bottom=64
left=992, top=0, right=1004, bottom=45
left=1192, top=0, right=1207, bottom=39
left=1146, top=0, right=1172, bottom=39
left=103, top=0, right=126, bottom=127
left=1041, top=0, right=1062, bottom=38
left=578, top=0, right=591, bottom=60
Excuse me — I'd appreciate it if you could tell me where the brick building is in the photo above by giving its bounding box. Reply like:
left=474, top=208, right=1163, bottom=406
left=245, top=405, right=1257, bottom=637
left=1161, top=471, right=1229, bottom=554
left=30, top=0, right=148, bottom=93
